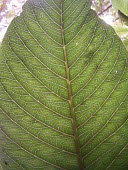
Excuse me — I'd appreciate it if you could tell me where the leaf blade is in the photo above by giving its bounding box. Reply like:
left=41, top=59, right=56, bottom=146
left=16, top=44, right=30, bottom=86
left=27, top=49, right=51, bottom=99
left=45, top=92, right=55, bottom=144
left=0, top=0, right=128, bottom=169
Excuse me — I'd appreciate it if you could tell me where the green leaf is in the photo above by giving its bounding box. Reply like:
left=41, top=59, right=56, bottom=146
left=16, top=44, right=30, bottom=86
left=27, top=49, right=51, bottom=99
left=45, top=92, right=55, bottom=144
left=113, top=25, right=128, bottom=51
left=111, top=0, right=128, bottom=17
left=0, top=0, right=128, bottom=169
left=111, top=0, right=128, bottom=25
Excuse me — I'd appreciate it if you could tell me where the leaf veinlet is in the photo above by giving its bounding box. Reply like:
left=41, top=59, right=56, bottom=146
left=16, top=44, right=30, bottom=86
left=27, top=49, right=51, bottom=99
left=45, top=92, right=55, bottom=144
left=60, top=1, right=84, bottom=169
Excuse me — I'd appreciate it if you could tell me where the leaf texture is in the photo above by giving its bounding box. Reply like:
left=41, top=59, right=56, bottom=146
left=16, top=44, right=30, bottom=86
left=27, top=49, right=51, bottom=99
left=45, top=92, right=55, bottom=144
left=0, top=0, right=128, bottom=169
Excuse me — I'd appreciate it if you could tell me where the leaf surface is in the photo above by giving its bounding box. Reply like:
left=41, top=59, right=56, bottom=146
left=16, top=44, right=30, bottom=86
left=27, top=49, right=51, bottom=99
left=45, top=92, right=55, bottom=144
left=0, top=0, right=128, bottom=169
left=111, top=0, right=128, bottom=17
left=113, top=25, right=128, bottom=51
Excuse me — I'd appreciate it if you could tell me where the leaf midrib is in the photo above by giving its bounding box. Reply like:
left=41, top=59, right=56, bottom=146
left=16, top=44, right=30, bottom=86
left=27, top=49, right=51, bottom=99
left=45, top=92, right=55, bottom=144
left=60, top=1, right=84, bottom=169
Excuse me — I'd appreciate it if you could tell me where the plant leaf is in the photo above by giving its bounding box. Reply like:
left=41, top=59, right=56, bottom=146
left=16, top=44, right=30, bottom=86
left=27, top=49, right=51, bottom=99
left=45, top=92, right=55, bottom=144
left=0, top=0, right=128, bottom=169
left=113, top=25, right=128, bottom=51
left=111, top=0, right=128, bottom=17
